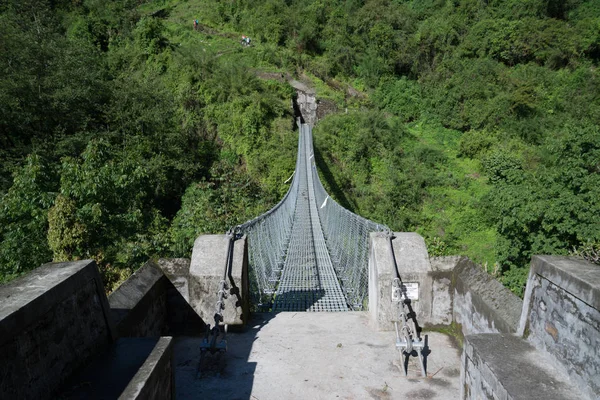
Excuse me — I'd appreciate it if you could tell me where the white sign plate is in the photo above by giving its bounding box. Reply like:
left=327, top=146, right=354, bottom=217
left=392, top=282, right=419, bottom=301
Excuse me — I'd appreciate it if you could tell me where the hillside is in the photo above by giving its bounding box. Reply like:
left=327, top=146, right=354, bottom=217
left=1, top=0, right=599, bottom=295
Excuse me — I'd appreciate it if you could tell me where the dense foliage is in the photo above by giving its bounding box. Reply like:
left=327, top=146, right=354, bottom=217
left=1, top=0, right=599, bottom=296
left=0, top=0, right=296, bottom=289
left=199, top=0, right=600, bottom=294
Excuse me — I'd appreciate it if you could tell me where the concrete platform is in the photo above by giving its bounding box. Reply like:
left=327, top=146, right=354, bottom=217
left=174, top=312, right=461, bottom=399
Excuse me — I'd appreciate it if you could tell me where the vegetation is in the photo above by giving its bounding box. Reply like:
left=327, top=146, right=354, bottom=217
left=1, top=0, right=599, bottom=296
left=0, top=0, right=296, bottom=290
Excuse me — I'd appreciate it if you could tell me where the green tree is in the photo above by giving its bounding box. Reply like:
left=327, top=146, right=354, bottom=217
left=47, top=195, right=87, bottom=262
left=0, top=155, right=55, bottom=281
left=485, top=124, right=600, bottom=284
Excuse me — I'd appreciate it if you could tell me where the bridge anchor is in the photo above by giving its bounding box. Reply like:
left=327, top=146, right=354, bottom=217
left=391, top=275, right=429, bottom=377
left=198, top=231, right=235, bottom=376
left=394, top=314, right=428, bottom=377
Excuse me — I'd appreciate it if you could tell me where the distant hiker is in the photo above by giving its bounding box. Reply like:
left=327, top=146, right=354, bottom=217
left=193, top=19, right=198, bottom=30
left=241, top=35, right=251, bottom=46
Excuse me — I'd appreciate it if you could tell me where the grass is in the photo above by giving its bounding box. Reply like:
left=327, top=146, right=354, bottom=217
left=409, top=120, right=497, bottom=266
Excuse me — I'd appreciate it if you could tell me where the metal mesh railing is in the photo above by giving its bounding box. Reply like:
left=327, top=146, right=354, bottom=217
left=234, top=121, right=303, bottom=309
left=307, top=128, right=388, bottom=310
left=235, top=121, right=388, bottom=311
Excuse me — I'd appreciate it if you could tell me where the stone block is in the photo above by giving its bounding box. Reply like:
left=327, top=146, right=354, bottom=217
left=109, top=260, right=168, bottom=337
left=109, top=258, right=205, bottom=337
left=189, top=234, right=249, bottom=326
left=369, top=232, right=432, bottom=331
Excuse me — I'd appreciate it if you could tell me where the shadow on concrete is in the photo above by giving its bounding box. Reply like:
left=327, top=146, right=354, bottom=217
left=423, top=335, right=431, bottom=373
left=165, top=280, right=206, bottom=336
left=402, top=334, right=431, bottom=377
left=174, top=313, right=275, bottom=400
left=175, top=288, right=330, bottom=399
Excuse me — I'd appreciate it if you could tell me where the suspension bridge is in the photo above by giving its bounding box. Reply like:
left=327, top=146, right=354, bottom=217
left=182, top=105, right=594, bottom=399
left=235, top=120, right=387, bottom=313
left=3, top=95, right=592, bottom=400
left=179, top=105, right=465, bottom=398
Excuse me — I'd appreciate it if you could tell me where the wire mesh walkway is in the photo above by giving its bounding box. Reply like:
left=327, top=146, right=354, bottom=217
left=235, top=121, right=388, bottom=312
left=272, top=124, right=348, bottom=311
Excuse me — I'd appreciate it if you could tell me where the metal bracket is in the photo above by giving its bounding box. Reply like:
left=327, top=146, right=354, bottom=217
left=394, top=317, right=427, bottom=377
left=394, top=319, right=427, bottom=377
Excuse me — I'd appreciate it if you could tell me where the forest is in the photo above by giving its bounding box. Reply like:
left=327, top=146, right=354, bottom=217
left=1, top=0, right=599, bottom=295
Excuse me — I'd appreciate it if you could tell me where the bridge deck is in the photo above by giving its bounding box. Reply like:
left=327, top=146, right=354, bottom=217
left=273, top=124, right=348, bottom=312
left=174, top=312, right=462, bottom=399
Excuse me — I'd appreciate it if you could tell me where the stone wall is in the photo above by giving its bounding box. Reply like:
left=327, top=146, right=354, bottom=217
left=119, top=337, right=174, bottom=400
left=519, top=256, right=600, bottom=399
left=461, top=333, right=581, bottom=400
left=0, top=258, right=197, bottom=399
left=0, top=260, right=115, bottom=399
left=460, top=255, right=599, bottom=400
left=109, top=259, right=205, bottom=337
left=109, top=261, right=169, bottom=337
left=429, top=257, right=522, bottom=335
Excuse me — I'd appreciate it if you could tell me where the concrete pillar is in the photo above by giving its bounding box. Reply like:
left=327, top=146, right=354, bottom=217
left=369, top=232, right=433, bottom=331
left=189, top=234, right=249, bottom=326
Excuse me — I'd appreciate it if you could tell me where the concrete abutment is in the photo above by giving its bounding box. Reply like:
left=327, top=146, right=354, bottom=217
left=0, top=260, right=179, bottom=399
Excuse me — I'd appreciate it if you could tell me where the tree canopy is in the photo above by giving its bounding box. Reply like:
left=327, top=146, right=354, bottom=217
left=1, top=0, right=598, bottom=295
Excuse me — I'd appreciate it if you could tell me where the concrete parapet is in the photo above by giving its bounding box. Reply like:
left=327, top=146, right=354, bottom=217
left=119, top=337, right=174, bottom=400
left=453, top=258, right=522, bottom=334
left=461, top=333, right=583, bottom=400
left=109, top=258, right=205, bottom=337
left=369, top=232, right=432, bottom=331
left=189, top=234, right=249, bottom=326
left=428, top=256, right=522, bottom=335
left=109, top=260, right=169, bottom=337
left=429, top=256, right=460, bottom=326
left=0, top=260, right=114, bottom=399
left=59, top=337, right=174, bottom=399
left=519, top=255, right=600, bottom=399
